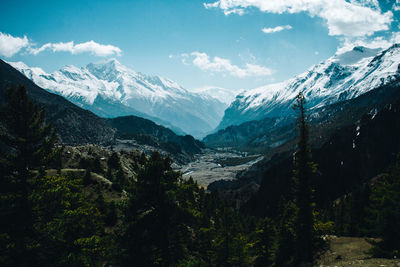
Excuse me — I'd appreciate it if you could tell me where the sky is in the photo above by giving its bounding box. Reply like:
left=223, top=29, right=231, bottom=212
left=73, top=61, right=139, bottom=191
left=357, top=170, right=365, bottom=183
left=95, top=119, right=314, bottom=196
left=0, top=0, right=399, bottom=93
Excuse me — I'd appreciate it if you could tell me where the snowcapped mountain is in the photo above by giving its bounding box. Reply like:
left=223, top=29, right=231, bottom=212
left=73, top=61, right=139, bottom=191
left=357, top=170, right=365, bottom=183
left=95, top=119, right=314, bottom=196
left=191, top=86, right=238, bottom=105
left=9, top=59, right=227, bottom=138
left=218, top=44, right=400, bottom=130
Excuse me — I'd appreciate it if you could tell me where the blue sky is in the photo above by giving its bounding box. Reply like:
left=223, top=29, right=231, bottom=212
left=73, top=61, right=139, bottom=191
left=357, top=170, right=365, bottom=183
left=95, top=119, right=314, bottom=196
left=1, top=0, right=399, bottom=92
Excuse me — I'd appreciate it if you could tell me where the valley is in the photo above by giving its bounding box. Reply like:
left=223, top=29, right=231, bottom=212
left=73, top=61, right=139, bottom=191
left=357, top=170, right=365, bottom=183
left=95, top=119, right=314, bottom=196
left=1, top=44, right=400, bottom=266
left=176, top=148, right=263, bottom=186
left=3, top=1, right=400, bottom=265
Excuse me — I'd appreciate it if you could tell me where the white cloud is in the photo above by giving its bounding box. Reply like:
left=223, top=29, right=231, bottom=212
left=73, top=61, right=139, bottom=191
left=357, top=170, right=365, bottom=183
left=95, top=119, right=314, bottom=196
left=0, top=32, right=29, bottom=57
left=29, top=40, right=121, bottom=57
left=185, top=52, right=272, bottom=78
left=393, top=0, right=400, bottom=11
left=262, top=25, right=292, bottom=34
left=336, top=32, right=400, bottom=54
left=204, top=0, right=393, bottom=37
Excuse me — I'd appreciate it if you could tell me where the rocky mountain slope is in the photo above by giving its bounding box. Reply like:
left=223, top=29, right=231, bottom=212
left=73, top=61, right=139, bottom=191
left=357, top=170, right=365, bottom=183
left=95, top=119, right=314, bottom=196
left=218, top=44, right=400, bottom=130
left=204, top=77, right=400, bottom=153
left=9, top=59, right=227, bottom=138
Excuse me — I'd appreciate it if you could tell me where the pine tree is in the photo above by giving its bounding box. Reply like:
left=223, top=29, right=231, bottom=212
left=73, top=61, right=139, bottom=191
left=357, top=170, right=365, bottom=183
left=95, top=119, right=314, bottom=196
left=119, top=151, right=188, bottom=266
left=0, top=85, right=57, bottom=265
left=292, top=92, right=316, bottom=265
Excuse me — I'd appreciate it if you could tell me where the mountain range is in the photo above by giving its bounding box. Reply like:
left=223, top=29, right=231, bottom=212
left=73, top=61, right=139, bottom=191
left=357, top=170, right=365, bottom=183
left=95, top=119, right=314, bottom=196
left=0, top=59, right=204, bottom=162
left=205, top=44, right=400, bottom=153
left=217, top=44, right=400, bottom=130
left=9, top=59, right=231, bottom=138
left=205, top=44, right=400, bottom=211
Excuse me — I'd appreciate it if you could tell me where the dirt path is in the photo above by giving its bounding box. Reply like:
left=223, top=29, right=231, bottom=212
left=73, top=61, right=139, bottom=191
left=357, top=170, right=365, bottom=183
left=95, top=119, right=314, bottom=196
left=317, top=236, right=400, bottom=267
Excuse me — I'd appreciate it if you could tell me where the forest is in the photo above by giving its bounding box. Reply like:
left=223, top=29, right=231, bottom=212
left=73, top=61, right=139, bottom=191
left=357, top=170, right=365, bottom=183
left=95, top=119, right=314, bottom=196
left=1, top=85, right=400, bottom=266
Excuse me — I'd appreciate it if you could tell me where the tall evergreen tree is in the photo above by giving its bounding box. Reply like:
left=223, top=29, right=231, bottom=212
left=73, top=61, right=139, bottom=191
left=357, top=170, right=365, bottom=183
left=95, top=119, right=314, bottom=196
left=292, top=92, right=316, bottom=265
left=0, top=85, right=57, bottom=265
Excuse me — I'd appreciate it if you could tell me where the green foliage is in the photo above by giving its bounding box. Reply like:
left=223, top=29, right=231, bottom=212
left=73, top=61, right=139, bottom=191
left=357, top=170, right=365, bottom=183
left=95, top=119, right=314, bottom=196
left=0, top=85, right=58, bottom=265
left=118, top=151, right=194, bottom=266
left=253, top=217, right=276, bottom=267
left=31, top=174, right=106, bottom=266
left=367, top=157, right=400, bottom=258
left=6, top=84, right=392, bottom=266
left=275, top=200, right=297, bottom=267
left=79, top=157, right=104, bottom=174
left=332, top=184, right=371, bottom=237
left=0, top=85, right=58, bottom=172
left=116, top=151, right=265, bottom=266
left=330, top=156, right=400, bottom=259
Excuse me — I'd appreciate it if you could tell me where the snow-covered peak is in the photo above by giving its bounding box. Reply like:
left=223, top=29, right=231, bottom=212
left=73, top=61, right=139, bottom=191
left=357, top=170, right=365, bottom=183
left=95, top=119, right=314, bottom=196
left=60, top=64, right=82, bottom=73
left=192, top=86, right=238, bottom=105
left=8, top=61, right=29, bottom=70
left=333, top=46, right=381, bottom=66
left=86, top=58, right=133, bottom=80
left=8, top=61, right=48, bottom=78
left=9, top=59, right=228, bottom=137
left=219, top=44, right=400, bottom=129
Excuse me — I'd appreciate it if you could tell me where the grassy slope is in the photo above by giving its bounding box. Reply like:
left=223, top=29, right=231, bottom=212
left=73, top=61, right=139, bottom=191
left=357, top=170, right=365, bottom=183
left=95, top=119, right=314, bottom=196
left=318, top=237, right=400, bottom=267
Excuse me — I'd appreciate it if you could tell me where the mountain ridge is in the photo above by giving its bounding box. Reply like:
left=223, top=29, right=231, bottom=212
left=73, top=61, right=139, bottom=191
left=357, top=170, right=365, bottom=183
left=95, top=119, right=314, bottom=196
left=9, top=59, right=228, bottom=138
left=218, top=44, right=400, bottom=130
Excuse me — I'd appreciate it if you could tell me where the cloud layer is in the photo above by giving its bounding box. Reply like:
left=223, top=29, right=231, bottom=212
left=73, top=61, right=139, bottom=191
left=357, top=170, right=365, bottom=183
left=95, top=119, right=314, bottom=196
left=181, top=52, right=272, bottom=78
left=262, top=25, right=292, bottom=34
left=0, top=32, right=122, bottom=58
left=29, top=40, right=121, bottom=57
left=0, top=32, right=29, bottom=57
left=204, top=0, right=393, bottom=37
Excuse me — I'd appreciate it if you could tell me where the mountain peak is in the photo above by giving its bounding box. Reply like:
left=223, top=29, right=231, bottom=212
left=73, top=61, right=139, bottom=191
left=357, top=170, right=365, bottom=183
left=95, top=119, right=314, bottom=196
left=352, top=46, right=368, bottom=53
left=60, top=64, right=83, bottom=73
left=87, top=58, right=122, bottom=69
left=333, top=46, right=381, bottom=65
left=7, top=61, right=29, bottom=69
left=85, top=58, right=133, bottom=82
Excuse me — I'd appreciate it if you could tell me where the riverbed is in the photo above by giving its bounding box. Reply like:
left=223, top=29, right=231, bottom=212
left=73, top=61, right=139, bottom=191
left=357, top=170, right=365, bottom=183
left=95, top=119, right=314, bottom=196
left=176, top=149, right=263, bottom=187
